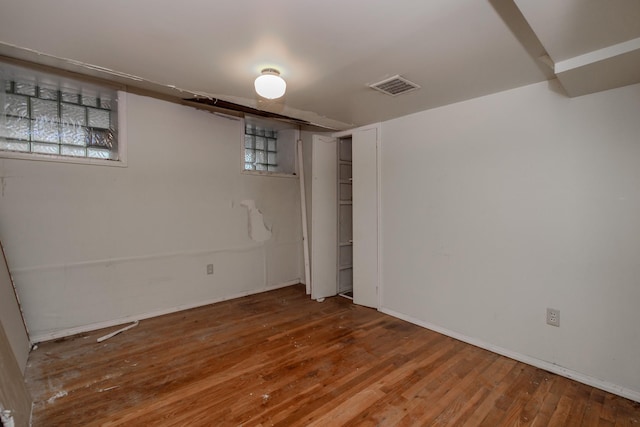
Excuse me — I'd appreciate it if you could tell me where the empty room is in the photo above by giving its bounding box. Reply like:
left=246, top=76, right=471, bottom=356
left=1, top=1, right=640, bottom=425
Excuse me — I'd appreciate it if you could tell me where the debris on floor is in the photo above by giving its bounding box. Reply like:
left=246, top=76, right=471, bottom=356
left=47, top=390, right=68, bottom=405
left=96, top=321, right=139, bottom=342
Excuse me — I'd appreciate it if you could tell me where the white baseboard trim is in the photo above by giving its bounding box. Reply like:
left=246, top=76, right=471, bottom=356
left=380, top=307, right=640, bottom=403
left=31, top=280, right=301, bottom=344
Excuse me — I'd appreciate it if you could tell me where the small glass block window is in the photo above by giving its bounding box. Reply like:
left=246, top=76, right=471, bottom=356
left=61, top=145, right=86, bottom=157
left=0, top=117, right=30, bottom=140
left=32, top=120, right=59, bottom=143
left=31, top=99, right=59, bottom=122
left=61, top=92, right=80, bottom=104
left=61, top=125, right=88, bottom=146
left=32, top=142, right=60, bottom=155
left=87, top=147, right=111, bottom=159
left=88, top=108, right=110, bottom=129
left=15, top=82, right=36, bottom=96
left=243, top=123, right=278, bottom=172
left=0, top=140, right=29, bottom=152
left=81, top=95, right=98, bottom=107
left=100, top=98, right=113, bottom=109
left=61, top=104, right=86, bottom=125
left=1, top=67, right=119, bottom=162
left=38, top=87, right=58, bottom=101
left=5, top=94, right=29, bottom=118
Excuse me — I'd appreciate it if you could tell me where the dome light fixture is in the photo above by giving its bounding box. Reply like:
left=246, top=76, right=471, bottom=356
left=254, top=68, right=286, bottom=99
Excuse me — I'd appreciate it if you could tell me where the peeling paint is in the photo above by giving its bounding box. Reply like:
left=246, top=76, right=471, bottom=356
left=240, top=200, right=272, bottom=242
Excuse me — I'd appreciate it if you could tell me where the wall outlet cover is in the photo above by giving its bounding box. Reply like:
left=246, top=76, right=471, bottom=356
left=547, top=308, right=560, bottom=327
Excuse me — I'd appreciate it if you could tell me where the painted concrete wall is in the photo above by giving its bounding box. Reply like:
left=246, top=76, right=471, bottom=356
left=0, top=93, right=302, bottom=341
left=0, top=243, right=29, bottom=372
left=380, top=80, right=640, bottom=397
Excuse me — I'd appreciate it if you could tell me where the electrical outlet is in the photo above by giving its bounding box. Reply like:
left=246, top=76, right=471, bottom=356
left=206, top=264, right=214, bottom=275
left=546, top=308, right=560, bottom=327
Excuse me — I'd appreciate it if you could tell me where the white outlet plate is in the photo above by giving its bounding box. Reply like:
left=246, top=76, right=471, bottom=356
left=546, top=308, right=560, bottom=327
left=206, top=264, right=214, bottom=275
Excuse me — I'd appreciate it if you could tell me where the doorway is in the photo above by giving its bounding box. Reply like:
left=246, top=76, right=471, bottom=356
left=338, top=137, right=353, bottom=297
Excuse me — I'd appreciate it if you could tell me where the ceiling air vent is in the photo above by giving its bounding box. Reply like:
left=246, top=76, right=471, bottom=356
left=369, top=75, right=420, bottom=96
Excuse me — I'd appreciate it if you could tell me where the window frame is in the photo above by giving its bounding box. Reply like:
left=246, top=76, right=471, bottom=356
left=240, top=117, right=298, bottom=179
left=243, top=120, right=279, bottom=172
left=0, top=62, right=127, bottom=168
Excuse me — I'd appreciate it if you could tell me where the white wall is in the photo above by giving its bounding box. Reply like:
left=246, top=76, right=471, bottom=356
left=0, top=93, right=302, bottom=341
left=380, top=80, right=640, bottom=398
left=0, top=238, right=32, bottom=426
left=0, top=243, right=29, bottom=372
left=300, top=130, right=316, bottom=279
left=0, top=319, right=32, bottom=427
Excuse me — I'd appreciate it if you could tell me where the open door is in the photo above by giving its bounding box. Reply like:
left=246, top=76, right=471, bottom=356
left=311, top=135, right=338, bottom=300
left=352, top=127, right=378, bottom=308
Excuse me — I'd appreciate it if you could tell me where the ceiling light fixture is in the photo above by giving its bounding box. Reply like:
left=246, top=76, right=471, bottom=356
left=254, top=68, right=286, bottom=99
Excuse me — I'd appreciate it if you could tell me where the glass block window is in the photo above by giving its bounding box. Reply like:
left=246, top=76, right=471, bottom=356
left=1, top=76, right=118, bottom=161
left=244, top=123, right=278, bottom=172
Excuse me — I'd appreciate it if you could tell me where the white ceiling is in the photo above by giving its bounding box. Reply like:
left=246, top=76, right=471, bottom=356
left=0, top=1, right=637, bottom=129
left=515, top=0, right=640, bottom=98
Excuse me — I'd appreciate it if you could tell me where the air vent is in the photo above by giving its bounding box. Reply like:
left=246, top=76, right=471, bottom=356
left=369, top=75, right=420, bottom=96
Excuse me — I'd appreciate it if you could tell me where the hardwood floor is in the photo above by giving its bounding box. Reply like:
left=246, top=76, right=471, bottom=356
left=25, top=285, right=640, bottom=426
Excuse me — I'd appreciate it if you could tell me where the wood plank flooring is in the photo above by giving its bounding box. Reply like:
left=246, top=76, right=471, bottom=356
left=25, top=285, right=640, bottom=426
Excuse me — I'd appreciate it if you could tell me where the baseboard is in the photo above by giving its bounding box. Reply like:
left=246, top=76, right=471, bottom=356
left=380, top=307, right=640, bottom=403
left=31, top=280, right=301, bottom=344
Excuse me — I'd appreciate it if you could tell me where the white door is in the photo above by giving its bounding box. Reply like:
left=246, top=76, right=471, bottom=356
left=311, top=135, right=338, bottom=300
left=352, top=128, right=378, bottom=308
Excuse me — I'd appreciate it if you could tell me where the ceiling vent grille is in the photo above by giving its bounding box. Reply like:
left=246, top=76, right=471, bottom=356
left=369, top=75, right=420, bottom=96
